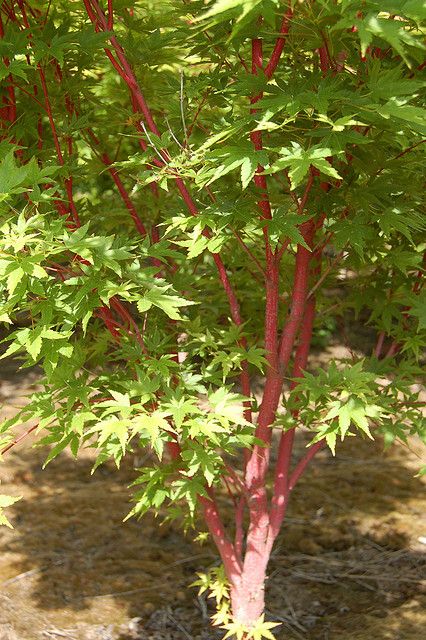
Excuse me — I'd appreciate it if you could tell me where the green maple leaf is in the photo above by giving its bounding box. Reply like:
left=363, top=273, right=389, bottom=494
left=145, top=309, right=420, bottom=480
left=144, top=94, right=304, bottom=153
left=141, top=285, right=196, bottom=320
left=408, top=291, right=426, bottom=330
left=0, top=151, right=30, bottom=199
left=265, top=143, right=342, bottom=189
left=0, top=494, right=21, bottom=528
left=90, top=417, right=130, bottom=454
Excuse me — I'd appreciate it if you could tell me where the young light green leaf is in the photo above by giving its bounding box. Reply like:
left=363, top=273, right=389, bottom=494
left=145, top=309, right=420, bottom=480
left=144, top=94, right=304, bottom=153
left=0, top=494, right=21, bottom=528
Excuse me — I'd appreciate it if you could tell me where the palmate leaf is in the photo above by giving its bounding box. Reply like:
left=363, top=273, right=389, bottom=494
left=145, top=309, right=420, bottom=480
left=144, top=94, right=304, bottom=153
left=138, top=285, right=197, bottom=320
left=325, top=396, right=382, bottom=440
left=266, top=212, right=311, bottom=249
left=89, top=417, right=130, bottom=454
left=0, top=152, right=32, bottom=199
left=208, top=387, right=251, bottom=425
left=195, top=0, right=263, bottom=29
left=196, top=145, right=267, bottom=189
left=171, top=476, right=208, bottom=516
left=161, top=394, right=200, bottom=429
left=196, top=0, right=283, bottom=40
left=378, top=99, right=426, bottom=132
left=358, top=14, right=425, bottom=66
left=173, top=231, right=210, bottom=259
left=181, top=442, right=223, bottom=486
left=264, top=143, right=342, bottom=189
left=6, top=266, right=25, bottom=296
left=222, top=614, right=281, bottom=640
left=333, top=7, right=425, bottom=66
left=70, top=410, right=98, bottom=435
left=191, top=565, right=229, bottom=604
left=403, top=0, right=426, bottom=21
left=42, top=433, right=77, bottom=468
left=131, top=411, right=171, bottom=440
left=0, top=152, right=59, bottom=201
left=0, top=494, right=21, bottom=528
left=407, top=290, right=426, bottom=330
left=0, top=59, right=28, bottom=82
left=240, top=156, right=257, bottom=190
left=127, top=466, right=171, bottom=518
left=366, top=60, right=424, bottom=100
left=200, top=0, right=261, bottom=17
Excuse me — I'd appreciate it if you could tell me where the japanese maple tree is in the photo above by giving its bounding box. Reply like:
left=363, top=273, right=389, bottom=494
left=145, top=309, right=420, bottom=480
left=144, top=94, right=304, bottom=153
left=0, top=1, right=425, bottom=638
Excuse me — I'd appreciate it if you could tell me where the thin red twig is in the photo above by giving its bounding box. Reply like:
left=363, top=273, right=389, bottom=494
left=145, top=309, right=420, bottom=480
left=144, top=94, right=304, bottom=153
left=107, top=0, right=113, bottom=30
left=288, top=441, right=325, bottom=492
left=374, top=331, right=386, bottom=359
left=1, top=424, right=39, bottom=456
left=264, top=5, right=293, bottom=79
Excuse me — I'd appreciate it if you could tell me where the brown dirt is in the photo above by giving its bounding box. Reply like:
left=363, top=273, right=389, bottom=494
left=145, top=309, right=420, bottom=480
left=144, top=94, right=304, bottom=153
left=0, top=351, right=425, bottom=640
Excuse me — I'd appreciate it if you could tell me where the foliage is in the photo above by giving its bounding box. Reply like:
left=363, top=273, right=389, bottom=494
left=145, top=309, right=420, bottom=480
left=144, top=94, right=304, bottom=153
left=0, top=0, right=425, bottom=636
left=0, top=490, right=21, bottom=528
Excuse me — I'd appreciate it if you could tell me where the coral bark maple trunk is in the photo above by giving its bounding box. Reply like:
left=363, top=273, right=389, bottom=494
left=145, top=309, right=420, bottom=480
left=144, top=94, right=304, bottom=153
left=231, top=567, right=267, bottom=626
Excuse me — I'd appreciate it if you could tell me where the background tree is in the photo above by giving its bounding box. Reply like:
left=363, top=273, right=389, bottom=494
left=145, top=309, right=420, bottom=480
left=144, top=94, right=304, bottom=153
left=0, top=1, right=425, bottom=638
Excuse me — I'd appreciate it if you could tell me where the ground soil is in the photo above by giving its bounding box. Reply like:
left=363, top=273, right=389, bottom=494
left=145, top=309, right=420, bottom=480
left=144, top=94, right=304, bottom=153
left=0, top=341, right=425, bottom=640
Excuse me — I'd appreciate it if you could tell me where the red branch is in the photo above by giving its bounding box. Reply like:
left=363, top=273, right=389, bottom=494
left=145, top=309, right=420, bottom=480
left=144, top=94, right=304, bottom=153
left=211, top=252, right=252, bottom=421
left=100, top=152, right=147, bottom=236
left=374, top=331, right=386, bottom=358
left=239, top=12, right=298, bottom=581
left=288, top=440, right=324, bottom=492
left=1, top=424, right=39, bottom=456
left=86, top=128, right=147, bottom=236
left=110, top=297, right=147, bottom=354
left=268, top=262, right=318, bottom=540
left=16, top=0, right=80, bottom=227
left=107, top=0, right=113, bottom=31
left=37, top=66, right=63, bottom=164
left=166, top=442, right=242, bottom=580
left=37, top=65, right=80, bottom=226
left=264, top=5, right=293, bottom=80
left=0, top=15, right=17, bottom=129
left=200, top=491, right=243, bottom=580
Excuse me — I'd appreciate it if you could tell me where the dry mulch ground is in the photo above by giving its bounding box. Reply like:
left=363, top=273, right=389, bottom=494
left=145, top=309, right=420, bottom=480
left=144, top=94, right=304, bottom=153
left=0, top=347, right=425, bottom=640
